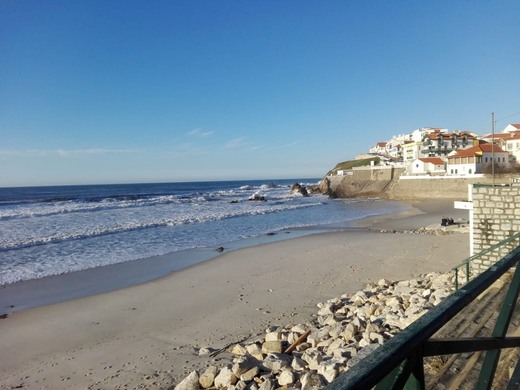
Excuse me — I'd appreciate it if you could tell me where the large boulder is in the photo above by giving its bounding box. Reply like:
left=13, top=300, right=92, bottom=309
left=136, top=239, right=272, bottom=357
left=175, top=371, right=199, bottom=390
left=290, top=183, right=309, bottom=196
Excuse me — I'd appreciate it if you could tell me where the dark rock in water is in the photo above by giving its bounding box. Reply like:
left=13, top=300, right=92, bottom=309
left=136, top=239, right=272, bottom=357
left=248, top=192, right=266, bottom=201
left=216, top=247, right=225, bottom=253
left=320, top=177, right=338, bottom=198
left=266, top=232, right=277, bottom=236
left=290, top=183, right=309, bottom=197
left=230, top=200, right=239, bottom=204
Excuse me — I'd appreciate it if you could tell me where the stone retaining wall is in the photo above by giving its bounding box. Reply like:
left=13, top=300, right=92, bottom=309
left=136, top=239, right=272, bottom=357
left=324, top=168, right=404, bottom=198
left=471, top=184, right=520, bottom=272
left=387, top=177, right=478, bottom=200
left=324, top=170, right=512, bottom=200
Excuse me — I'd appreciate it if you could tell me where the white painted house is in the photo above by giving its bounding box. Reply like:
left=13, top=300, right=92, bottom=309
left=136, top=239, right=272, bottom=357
left=503, top=124, right=520, bottom=133
left=409, top=157, right=446, bottom=175
left=446, top=143, right=509, bottom=175
left=481, top=129, right=520, bottom=166
left=369, top=142, right=387, bottom=155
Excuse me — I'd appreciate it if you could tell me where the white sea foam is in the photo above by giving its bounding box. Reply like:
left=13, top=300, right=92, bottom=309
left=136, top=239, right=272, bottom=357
left=0, top=180, right=407, bottom=285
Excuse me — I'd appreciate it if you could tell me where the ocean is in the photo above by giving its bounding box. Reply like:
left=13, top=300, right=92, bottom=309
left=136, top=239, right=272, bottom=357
left=0, top=179, right=408, bottom=287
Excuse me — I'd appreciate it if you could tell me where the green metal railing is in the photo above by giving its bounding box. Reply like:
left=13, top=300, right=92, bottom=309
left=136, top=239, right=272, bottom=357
left=326, top=235, right=520, bottom=390
left=452, top=232, right=520, bottom=290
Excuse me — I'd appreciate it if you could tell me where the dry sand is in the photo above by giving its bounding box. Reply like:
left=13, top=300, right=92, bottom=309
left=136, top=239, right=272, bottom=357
left=0, top=200, right=470, bottom=390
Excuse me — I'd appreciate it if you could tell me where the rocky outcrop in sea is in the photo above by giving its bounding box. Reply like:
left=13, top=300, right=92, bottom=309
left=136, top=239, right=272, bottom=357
left=174, top=271, right=455, bottom=390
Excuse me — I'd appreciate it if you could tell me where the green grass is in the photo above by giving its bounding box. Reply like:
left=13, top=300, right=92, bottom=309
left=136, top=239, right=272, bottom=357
left=330, top=157, right=380, bottom=174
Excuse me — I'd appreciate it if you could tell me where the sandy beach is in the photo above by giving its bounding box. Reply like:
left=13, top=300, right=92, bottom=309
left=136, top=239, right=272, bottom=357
left=0, top=199, right=470, bottom=390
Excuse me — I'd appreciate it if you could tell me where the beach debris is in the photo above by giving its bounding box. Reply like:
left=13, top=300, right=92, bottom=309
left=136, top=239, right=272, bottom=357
left=441, top=217, right=455, bottom=226
left=284, top=329, right=311, bottom=354
left=373, top=220, right=469, bottom=235
left=209, top=334, right=256, bottom=358
left=174, top=271, right=456, bottom=389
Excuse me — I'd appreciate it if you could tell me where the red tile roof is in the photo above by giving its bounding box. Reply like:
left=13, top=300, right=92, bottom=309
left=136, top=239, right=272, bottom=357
left=425, top=133, right=448, bottom=140
left=447, top=143, right=506, bottom=158
left=418, top=158, right=445, bottom=165
left=482, top=132, right=520, bottom=139
left=425, top=132, right=474, bottom=140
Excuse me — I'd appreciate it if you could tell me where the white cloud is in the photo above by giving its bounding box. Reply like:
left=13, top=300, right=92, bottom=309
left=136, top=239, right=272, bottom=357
left=224, top=137, right=250, bottom=149
left=186, top=128, right=214, bottom=137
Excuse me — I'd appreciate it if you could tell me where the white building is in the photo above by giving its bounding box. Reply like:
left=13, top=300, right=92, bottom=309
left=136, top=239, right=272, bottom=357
left=501, top=132, right=520, bottom=165
left=503, top=124, right=520, bottom=133
left=446, top=143, right=509, bottom=175
left=481, top=127, right=520, bottom=166
left=401, top=141, right=423, bottom=163
left=411, top=127, right=448, bottom=143
left=369, top=142, right=387, bottom=155
left=409, top=157, right=446, bottom=175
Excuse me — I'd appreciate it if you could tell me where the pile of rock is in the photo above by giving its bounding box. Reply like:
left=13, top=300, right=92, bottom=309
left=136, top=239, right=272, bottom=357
left=374, top=220, right=469, bottom=236
left=175, top=272, right=454, bottom=390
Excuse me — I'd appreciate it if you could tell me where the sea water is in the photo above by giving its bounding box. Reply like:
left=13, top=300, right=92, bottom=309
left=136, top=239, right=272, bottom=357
left=0, top=179, right=408, bottom=286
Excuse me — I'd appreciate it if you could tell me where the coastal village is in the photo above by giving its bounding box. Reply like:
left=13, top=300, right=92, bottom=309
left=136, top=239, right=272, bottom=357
left=343, top=123, right=520, bottom=177
left=171, top=125, right=520, bottom=390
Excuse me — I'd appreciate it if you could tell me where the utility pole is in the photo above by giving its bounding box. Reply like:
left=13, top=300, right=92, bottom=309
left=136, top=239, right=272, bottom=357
left=492, top=112, right=495, bottom=186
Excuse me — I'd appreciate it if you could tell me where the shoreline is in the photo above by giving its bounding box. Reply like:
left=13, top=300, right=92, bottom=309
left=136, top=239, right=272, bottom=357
left=0, top=199, right=470, bottom=389
left=0, top=227, right=367, bottom=315
left=0, top=198, right=443, bottom=314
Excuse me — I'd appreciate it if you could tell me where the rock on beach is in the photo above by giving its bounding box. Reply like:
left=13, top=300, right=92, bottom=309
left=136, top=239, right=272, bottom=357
left=174, top=271, right=456, bottom=389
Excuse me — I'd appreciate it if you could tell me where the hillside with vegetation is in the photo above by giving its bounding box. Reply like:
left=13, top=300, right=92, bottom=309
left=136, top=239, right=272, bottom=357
left=326, top=157, right=380, bottom=176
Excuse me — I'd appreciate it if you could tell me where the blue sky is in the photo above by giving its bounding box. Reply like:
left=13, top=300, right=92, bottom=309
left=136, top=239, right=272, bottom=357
left=1, top=1, right=519, bottom=186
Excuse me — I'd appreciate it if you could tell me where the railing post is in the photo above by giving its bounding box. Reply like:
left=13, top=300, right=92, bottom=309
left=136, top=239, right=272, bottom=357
left=406, top=352, right=425, bottom=390
left=375, top=350, right=425, bottom=390
left=477, top=261, right=520, bottom=389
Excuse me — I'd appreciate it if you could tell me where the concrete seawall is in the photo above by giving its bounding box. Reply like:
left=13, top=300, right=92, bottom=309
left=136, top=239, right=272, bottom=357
left=324, top=169, right=513, bottom=200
